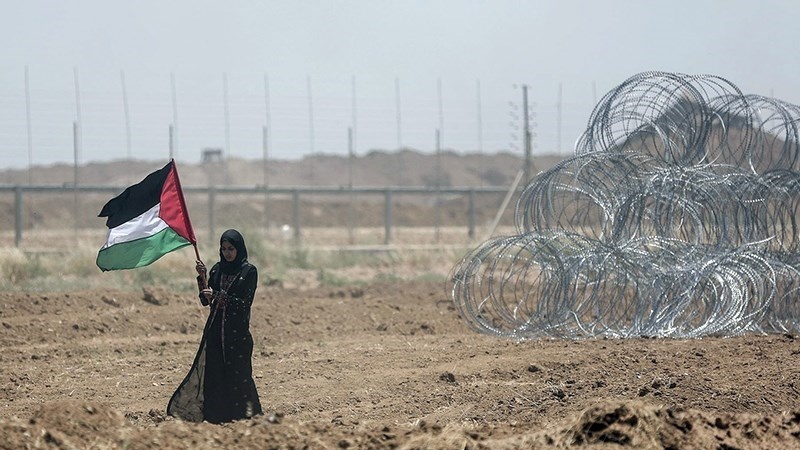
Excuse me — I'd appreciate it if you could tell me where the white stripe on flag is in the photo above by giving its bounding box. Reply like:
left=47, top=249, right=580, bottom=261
left=103, top=204, right=168, bottom=248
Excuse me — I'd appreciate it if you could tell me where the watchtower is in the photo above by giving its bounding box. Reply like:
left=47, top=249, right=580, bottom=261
left=201, top=148, right=223, bottom=163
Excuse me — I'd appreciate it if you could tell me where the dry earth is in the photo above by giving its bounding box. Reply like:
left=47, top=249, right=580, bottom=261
left=0, top=280, right=799, bottom=449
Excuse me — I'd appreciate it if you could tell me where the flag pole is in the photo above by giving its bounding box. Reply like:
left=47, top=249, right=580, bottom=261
left=193, top=243, right=207, bottom=289
left=172, top=159, right=206, bottom=290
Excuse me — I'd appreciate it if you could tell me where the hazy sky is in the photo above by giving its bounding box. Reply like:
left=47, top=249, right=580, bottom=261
left=2, top=0, right=800, bottom=169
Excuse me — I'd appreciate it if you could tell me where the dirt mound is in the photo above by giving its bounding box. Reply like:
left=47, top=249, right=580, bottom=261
left=551, top=402, right=800, bottom=449
left=1, top=401, right=129, bottom=450
left=1, top=400, right=798, bottom=449
left=0, top=150, right=564, bottom=188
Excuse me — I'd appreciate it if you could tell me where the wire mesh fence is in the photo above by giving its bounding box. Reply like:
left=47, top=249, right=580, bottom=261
left=0, top=71, right=596, bottom=170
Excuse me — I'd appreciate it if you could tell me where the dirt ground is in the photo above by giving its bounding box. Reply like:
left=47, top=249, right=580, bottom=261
left=1, top=280, right=799, bottom=449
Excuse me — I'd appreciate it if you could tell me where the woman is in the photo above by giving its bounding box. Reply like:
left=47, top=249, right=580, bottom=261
left=167, top=229, right=263, bottom=423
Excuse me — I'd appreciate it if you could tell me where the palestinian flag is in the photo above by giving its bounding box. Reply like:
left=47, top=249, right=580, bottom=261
left=96, top=160, right=196, bottom=271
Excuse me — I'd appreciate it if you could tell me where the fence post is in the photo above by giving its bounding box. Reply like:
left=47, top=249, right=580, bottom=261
left=292, top=190, right=301, bottom=242
left=209, top=187, right=216, bottom=241
left=468, top=189, right=476, bottom=240
left=384, top=189, right=393, bottom=245
left=14, top=186, right=23, bottom=247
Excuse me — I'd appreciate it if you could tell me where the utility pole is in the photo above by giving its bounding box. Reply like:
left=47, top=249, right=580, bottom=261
left=437, top=78, right=444, bottom=146
left=223, top=72, right=230, bottom=157
left=476, top=79, right=483, bottom=154
left=348, top=127, right=355, bottom=245
left=522, top=85, right=533, bottom=183
left=263, top=74, right=272, bottom=234
left=307, top=75, right=315, bottom=183
left=73, top=68, right=82, bottom=241
left=557, top=83, right=563, bottom=155
left=351, top=75, right=357, bottom=155
left=25, top=66, right=33, bottom=185
left=169, top=125, right=174, bottom=160
left=435, top=128, right=442, bottom=243
left=263, top=125, right=270, bottom=234
left=121, top=70, right=132, bottom=169
left=171, top=72, right=178, bottom=160
left=395, top=77, right=402, bottom=149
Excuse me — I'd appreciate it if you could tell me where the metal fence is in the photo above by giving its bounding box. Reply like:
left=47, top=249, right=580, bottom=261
left=1, top=70, right=596, bottom=170
left=1, top=184, right=516, bottom=249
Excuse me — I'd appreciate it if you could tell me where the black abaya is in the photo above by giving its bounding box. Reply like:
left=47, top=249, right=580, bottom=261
left=167, top=235, right=263, bottom=423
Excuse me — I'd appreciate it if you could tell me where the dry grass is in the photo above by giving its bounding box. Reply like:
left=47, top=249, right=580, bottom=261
left=0, top=226, right=515, bottom=292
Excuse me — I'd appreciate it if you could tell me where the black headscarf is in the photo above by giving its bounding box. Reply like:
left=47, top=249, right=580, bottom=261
left=218, top=229, right=249, bottom=275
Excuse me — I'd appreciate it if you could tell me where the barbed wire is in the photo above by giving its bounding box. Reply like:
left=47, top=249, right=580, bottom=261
left=450, top=71, right=800, bottom=339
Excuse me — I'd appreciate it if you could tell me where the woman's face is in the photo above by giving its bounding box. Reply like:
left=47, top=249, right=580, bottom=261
left=221, top=240, right=237, bottom=262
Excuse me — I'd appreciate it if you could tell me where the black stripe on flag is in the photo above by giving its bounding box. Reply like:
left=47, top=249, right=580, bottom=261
left=98, top=162, right=172, bottom=228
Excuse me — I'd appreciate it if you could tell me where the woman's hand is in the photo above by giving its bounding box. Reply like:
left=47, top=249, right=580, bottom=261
left=196, top=261, right=207, bottom=276
left=200, top=288, right=213, bottom=302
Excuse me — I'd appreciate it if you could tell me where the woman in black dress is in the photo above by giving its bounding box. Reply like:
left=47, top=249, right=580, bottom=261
left=167, top=229, right=263, bottom=423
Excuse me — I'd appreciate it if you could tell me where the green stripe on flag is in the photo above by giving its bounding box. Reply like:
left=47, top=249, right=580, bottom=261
left=96, top=227, right=191, bottom=271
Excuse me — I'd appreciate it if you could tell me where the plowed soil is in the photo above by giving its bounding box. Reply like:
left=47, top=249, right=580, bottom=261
left=1, top=281, right=799, bottom=449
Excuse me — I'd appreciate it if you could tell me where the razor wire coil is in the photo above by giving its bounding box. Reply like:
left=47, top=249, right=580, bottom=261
left=450, top=71, right=800, bottom=339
